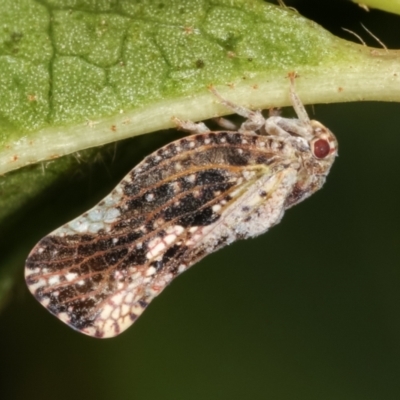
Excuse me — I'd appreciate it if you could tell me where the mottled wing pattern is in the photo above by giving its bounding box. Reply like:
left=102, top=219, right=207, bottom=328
left=25, top=131, right=294, bottom=338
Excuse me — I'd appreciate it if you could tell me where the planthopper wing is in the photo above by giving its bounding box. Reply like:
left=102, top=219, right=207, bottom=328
left=25, top=131, right=299, bottom=338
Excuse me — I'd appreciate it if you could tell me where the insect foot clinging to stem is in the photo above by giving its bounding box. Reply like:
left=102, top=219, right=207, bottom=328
left=25, top=73, right=338, bottom=338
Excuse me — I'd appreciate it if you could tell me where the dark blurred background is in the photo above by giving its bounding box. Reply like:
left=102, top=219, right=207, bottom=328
left=1, top=1, right=400, bottom=399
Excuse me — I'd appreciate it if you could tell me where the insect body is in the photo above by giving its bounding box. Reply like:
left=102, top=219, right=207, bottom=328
left=25, top=77, right=338, bottom=338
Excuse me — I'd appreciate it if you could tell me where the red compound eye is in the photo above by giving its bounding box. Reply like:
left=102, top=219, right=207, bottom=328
left=312, top=139, right=331, bottom=159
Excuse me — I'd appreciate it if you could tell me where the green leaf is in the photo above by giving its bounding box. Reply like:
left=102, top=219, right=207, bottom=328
left=2, top=0, right=400, bottom=177
left=352, top=0, right=400, bottom=15
left=1, top=0, right=400, bottom=305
